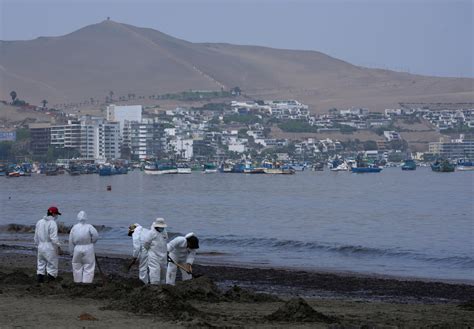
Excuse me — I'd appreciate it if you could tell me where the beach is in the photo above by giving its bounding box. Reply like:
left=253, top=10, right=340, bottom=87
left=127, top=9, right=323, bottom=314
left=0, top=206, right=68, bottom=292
left=1, top=244, right=473, bottom=328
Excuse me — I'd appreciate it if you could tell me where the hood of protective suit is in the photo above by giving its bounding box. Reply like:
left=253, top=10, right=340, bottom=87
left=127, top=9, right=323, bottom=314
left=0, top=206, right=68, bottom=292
left=77, top=211, right=87, bottom=222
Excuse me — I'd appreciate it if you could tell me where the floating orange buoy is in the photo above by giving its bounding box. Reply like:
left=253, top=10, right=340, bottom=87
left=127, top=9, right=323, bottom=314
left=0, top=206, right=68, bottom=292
left=106, top=185, right=112, bottom=191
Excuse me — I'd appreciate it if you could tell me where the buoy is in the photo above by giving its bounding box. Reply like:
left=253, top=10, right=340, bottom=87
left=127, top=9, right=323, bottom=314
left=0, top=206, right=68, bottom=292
left=106, top=185, right=112, bottom=191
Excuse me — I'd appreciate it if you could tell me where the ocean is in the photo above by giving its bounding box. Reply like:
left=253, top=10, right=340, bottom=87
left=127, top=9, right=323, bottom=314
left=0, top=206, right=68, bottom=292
left=1, top=168, right=473, bottom=282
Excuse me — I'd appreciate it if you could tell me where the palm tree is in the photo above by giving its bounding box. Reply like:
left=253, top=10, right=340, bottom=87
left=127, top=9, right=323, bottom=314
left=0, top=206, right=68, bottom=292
left=41, top=100, right=48, bottom=108
left=10, top=91, right=17, bottom=104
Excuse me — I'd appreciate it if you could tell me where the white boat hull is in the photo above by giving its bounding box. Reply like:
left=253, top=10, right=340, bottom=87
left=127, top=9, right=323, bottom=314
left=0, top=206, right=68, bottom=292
left=144, top=169, right=178, bottom=175
left=457, top=166, right=474, bottom=171
left=177, top=168, right=192, bottom=174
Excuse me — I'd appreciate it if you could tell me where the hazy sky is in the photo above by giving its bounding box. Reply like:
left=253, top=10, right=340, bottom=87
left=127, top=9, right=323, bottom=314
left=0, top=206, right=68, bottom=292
left=1, top=0, right=472, bottom=78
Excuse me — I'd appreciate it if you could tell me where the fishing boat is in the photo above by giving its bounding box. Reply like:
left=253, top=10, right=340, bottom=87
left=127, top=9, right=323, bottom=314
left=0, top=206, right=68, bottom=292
left=330, top=162, right=349, bottom=172
left=191, top=164, right=202, bottom=172
left=203, top=163, right=218, bottom=174
left=243, top=167, right=266, bottom=174
left=45, top=164, right=59, bottom=176
left=431, top=160, right=455, bottom=172
left=177, top=163, right=192, bottom=174
left=99, top=164, right=117, bottom=176
left=144, top=161, right=178, bottom=175
left=311, top=162, right=324, bottom=171
left=456, top=159, right=474, bottom=171
left=68, top=163, right=82, bottom=176
left=351, top=166, right=382, bottom=173
left=351, top=158, right=382, bottom=173
left=262, top=161, right=295, bottom=174
left=401, top=159, right=416, bottom=171
left=289, top=162, right=307, bottom=171
left=219, top=162, right=235, bottom=173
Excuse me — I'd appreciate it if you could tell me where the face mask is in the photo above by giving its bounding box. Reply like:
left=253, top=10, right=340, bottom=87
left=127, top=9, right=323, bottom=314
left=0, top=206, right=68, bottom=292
left=155, top=227, right=164, bottom=233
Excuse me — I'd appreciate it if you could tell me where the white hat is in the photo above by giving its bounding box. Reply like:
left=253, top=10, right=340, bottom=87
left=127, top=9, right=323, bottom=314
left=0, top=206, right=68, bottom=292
left=152, top=218, right=167, bottom=228
left=185, top=232, right=195, bottom=238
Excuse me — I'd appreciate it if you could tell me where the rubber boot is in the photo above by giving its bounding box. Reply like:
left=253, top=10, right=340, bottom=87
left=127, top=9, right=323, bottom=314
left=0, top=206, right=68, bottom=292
left=37, top=274, right=45, bottom=283
left=47, top=274, right=56, bottom=282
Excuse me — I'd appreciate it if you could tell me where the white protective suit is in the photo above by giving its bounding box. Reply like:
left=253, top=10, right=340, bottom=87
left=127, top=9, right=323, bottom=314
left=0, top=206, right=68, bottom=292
left=131, top=224, right=150, bottom=284
left=34, top=215, right=61, bottom=277
left=143, top=226, right=168, bottom=285
left=68, top=211, right=99, bottom=283
left=166, top=233, right=197, bottom=285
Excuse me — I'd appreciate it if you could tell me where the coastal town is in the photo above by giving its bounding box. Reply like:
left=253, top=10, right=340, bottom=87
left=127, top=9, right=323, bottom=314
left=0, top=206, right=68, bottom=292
left=1, top=90, right=473, bottom=175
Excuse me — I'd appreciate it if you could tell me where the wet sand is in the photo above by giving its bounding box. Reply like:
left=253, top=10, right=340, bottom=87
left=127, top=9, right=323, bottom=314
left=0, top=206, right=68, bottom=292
left=1, top=245, right=473, bottom=328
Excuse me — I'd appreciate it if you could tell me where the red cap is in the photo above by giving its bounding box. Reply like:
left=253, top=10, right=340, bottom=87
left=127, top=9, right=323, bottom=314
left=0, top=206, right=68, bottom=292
left=47, top=206, right=61, bottom=216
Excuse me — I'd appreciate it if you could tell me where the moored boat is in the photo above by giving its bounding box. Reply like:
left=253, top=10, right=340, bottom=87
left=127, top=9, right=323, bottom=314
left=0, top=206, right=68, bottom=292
left=351, top=157, right=382, bottom=173
left=144, top=161, right=178, bottom=175
left=456, top=159, right=474, bottom=171
left=203, top=163, right=218, bottom=173
left=431, top=160, right=455, bottom=172
left=401, top=159, right=416, bottom=171
left=351, top=166, right=382, bottom=173
left=177, top=163, right=192, bottom=174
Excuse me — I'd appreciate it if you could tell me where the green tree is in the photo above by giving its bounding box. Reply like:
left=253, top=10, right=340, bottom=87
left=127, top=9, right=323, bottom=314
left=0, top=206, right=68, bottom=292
left=0, top=142, right=13, bottom=160
left=16, top=128, right=30, bottom=141
left=278, top=120, right=317, bottom=133
left=10, top=91, right=17, bottom=104
left=363, top=140, right=378, bottom=150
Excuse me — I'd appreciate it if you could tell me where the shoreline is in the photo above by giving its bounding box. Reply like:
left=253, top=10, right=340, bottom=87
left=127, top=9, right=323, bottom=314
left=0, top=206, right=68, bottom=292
left=2, top=242, right=473, bottom=287
left=1, top=244, right=474, bottom=328
left=1, top=244, right=473, bottom=303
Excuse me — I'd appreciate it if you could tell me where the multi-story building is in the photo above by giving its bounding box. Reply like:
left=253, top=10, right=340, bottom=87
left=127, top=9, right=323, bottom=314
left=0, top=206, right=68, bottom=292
left=50, top=125, right=65, bottom=148
left=429, top=135, right=474, bottom=159
left=106, top=104, right=142, bottom=136
left=63, top=120, right=82, bottom=150
left=29, top=123, right=51, bottom=156
left=127, top=120, right=165, bottom=161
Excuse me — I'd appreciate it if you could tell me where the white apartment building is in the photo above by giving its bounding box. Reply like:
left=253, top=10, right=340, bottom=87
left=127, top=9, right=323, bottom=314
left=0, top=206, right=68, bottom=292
left=169, top=137, right=194, bottom=160
left=51, top=118, right=120, bottom=161
left=106, top=104, right=142, bottom=136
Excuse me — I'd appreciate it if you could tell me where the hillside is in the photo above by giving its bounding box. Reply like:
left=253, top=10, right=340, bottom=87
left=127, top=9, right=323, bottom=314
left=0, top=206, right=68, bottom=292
left=0, top=20, right=472, bottom=111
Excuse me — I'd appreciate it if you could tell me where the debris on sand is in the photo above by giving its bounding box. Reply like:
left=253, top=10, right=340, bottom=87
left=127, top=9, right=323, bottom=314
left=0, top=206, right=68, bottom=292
left=223, top=285, right=281, bottom=303
left=458, top=300, right=474, bottom=311
left=105, top=285, right=203, bottom=321
left=78, top=313, right=98, bottom=321
left=265, top=297, right=338, bottom=323
left=172, top=276, right=222, bottom=302
left=0, top=271, right=32, bottom=285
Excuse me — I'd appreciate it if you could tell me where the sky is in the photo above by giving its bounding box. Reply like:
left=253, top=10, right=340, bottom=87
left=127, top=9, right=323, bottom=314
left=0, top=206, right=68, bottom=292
left=0, top=0, right=472, bottom=78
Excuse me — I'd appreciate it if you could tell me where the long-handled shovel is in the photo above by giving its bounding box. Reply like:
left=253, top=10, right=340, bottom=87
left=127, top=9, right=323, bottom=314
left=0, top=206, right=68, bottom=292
left=95, top=255, right=108, bottom=286
left=167, top=255, right=201, bottom=278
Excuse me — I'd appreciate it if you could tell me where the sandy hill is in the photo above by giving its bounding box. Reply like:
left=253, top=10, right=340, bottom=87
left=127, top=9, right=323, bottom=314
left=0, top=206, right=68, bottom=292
left=1, top=20, right=472, bottom=112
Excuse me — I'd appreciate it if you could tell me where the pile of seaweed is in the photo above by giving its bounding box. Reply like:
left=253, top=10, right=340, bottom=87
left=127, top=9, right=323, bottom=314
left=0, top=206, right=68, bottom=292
left=265, top=298, right=337, bottom=323
left=0, top=270, right=337, bottom=324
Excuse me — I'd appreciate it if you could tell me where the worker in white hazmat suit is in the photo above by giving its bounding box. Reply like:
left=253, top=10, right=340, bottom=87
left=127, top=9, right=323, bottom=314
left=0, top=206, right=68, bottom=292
left=34, top=206, right=62, bottom=283
left=128, top=223, right=150, bottom=284
left=143, top=218, right=168, bottom=285
left=166, top=232, right=199, bottom=285
left=68, top=211, right=99, bottom=283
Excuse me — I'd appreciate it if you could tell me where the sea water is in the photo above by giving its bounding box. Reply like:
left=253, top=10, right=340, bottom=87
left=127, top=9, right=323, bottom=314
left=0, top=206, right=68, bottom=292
left=1, top=168, right=472, bottom=282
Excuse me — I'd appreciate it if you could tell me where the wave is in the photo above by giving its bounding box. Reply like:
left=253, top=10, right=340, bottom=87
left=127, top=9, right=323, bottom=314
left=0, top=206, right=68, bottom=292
left=201, top=236, right=474, bottom=268
left=0, top=223, right=113, bottom=234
